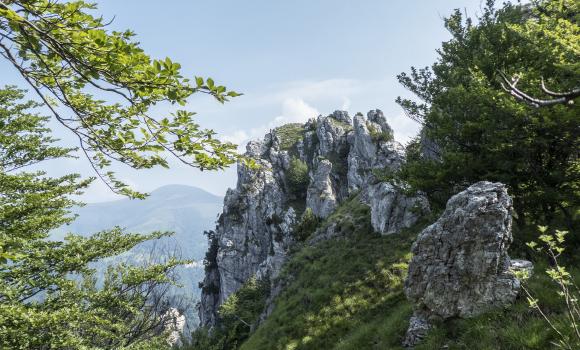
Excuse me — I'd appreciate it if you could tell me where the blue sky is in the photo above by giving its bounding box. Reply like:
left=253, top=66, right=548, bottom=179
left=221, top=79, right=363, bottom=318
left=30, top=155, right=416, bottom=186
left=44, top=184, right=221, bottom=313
left=2, top=0, right=488, bottom=202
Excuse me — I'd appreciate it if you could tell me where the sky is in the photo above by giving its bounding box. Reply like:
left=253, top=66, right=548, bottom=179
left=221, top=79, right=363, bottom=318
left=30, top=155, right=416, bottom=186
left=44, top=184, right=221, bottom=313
left=1, top=0, right=490, bottom=202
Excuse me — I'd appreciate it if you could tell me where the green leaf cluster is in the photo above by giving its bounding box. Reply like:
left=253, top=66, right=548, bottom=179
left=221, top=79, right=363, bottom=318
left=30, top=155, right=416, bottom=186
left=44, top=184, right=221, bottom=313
left=394, top=0, right=579, bottom=226
left=0, top=86, right=183, bottom=349
left=286, top=157, right=310, bottom=199
left=0, top=1, right=242, bottom=198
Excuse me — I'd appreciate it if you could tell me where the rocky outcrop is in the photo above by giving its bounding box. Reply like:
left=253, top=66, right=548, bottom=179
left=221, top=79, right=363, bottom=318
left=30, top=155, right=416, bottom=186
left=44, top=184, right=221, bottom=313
left=198, top=109, right=429, bottom=328
left=347, top=110, right=404, bottom=193
left=418, top=127, right=441, bottom=161
left=164, top=308, right=186, bottom=346
left=403, top=181, right=531, bottom=347
left=198, top=137, right=296, bottom=327
left=306, top=159, right=337, bottom=218
left=367, top=182, right=429, bottom=235
left=316, top=111, right=351, bottom=157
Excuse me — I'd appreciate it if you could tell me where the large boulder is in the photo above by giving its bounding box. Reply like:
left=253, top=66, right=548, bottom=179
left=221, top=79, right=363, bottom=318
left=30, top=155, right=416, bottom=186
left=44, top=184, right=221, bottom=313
left=403, top=181, right=530, bottom=346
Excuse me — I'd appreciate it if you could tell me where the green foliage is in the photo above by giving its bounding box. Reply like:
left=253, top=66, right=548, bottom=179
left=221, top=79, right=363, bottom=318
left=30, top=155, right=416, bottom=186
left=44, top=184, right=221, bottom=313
left=394, top=0, right=580, bottom=225
left=275, top=123, right=305, bottom=152
left=367, top=122, right=393, bottom=143
left=286, top=157, right=310, bottom=199
left=0, top=86, right=181, bottom=349
left=185, top=277, right=270, bottom=350
left=0, top=1, right=241, bottom=198
left=517, top=226, right=580, bottom=350
left=293, top=208, right=320, bottom=241
left=319, top=193, right=374, bottom=236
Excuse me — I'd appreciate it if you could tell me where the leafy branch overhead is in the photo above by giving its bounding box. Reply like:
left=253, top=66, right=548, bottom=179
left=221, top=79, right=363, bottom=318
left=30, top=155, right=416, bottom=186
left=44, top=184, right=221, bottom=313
left=0, top=0, right=242, bottom=198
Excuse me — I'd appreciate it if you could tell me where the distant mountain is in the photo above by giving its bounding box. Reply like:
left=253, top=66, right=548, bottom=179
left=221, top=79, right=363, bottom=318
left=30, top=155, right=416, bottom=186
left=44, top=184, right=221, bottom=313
left=52, top=184, right=223, bottom=330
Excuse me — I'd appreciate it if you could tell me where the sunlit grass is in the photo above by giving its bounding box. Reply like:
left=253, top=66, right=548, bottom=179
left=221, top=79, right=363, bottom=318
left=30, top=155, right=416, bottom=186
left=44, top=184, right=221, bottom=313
left=240, top=196, right=418, bottom=350
left=240, top=196, right=580, bottom=350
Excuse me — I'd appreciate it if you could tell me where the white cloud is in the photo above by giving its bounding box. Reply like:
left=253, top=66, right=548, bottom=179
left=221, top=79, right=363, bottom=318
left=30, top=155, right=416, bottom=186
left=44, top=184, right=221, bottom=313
left=278, top=97, right=319, bottom=124
left=225, top=97, right=319, bottom=148
left=222, top=129, right=250, bottom=145
left=267, top=79, right=361, bottom=102
left=222, top=77, right=422, bottom=149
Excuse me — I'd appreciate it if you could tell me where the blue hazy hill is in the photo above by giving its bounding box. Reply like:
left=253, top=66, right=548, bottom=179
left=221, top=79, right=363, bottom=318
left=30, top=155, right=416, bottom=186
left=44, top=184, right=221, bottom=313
left=52, top=184, right=223, bottom=329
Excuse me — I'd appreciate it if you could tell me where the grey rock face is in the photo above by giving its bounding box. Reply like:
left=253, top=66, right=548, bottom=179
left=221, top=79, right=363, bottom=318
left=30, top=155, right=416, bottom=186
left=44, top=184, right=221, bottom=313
left=347, top=111, right=404, bottom=192
left=402, top=314, right=431, bottom=348
left=198, top=236, right=220, bottom=327
left=316, top=114, right=350, bottom=157
left=198, top=138, right=296, bottom=327
left=403, top=181, right=530, bottom=347
left=367, top=109, right=393, bottom=137
left=330, top=110, right=352, bottom=124
left=419, top=127, right=441, bottom=161
left=199, top=109, right=430, bottom=329
left=367, top=182, right=429, bottom=235
left=306, top=159, right=337, bottom=219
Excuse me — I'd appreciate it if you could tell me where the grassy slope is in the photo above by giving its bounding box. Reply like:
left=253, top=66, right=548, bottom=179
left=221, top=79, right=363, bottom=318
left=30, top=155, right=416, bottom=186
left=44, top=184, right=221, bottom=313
left=241, top=196, right=415, bottom=350
left=241, top=196, right=579, bottom=350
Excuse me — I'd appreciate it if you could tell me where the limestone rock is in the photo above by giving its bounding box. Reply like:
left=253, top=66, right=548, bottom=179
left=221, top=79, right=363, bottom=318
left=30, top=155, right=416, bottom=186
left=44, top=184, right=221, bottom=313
left=418, top=127, right=441, bottom=161
left=198, top=137, right=295, bottom=327
left=347, top=111, right=404, bottom=192
left=367, top=182, right=429, bottom=235
left=316, top=113, right=350, bottom=157
left=164, top=308, right=186, bottom=346
left=330, top=110, right=352, bottom=124
left=199, top=109, right=429, bottom=330
left=306, top=159, right=337, bottom=219
left=403, top=181, right=531, bottom=346
left=402, top=314, right=431, bottom=348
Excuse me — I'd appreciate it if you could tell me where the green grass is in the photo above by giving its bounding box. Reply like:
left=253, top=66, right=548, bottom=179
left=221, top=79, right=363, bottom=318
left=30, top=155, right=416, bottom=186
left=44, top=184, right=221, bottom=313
left=239, top=196, right=580, bottom=350
left=240, top=196, right=419, bottom=350
left=186, top=195, right=580, bottom=350
left=275, top=123, right=305, bottom=152
left=415, top=261, right=580, bottom=350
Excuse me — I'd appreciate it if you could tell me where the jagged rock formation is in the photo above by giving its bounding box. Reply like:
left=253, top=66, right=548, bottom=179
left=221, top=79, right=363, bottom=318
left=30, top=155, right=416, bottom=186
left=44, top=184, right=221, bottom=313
left=306, top=159, right=337, bottom=218
left=368, top=182, right=429, bottom=235
left=403, top=181, right=531, bottom=347
left=347, top=110, right=404, bottom=192
left=198, top=134, right=296, bottom=327
left=164, top=308, right=186, bottom=346
left=199, top=109, right=423, bottom=327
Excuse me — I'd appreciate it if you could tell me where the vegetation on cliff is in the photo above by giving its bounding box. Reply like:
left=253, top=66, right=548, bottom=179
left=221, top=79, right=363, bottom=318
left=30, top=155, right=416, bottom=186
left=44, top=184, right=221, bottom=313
left=189, top=0, right=578, bottom=349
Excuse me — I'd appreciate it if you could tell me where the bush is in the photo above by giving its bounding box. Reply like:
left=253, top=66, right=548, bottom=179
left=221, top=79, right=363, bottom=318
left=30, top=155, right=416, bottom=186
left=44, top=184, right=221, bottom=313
left=293, top=208, right=320, bottom=241
left=184, top=277, right=270, bottom=350
left=368, top=123, right=393, bottom=143
left=286, top=157, right=309, bottom=198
